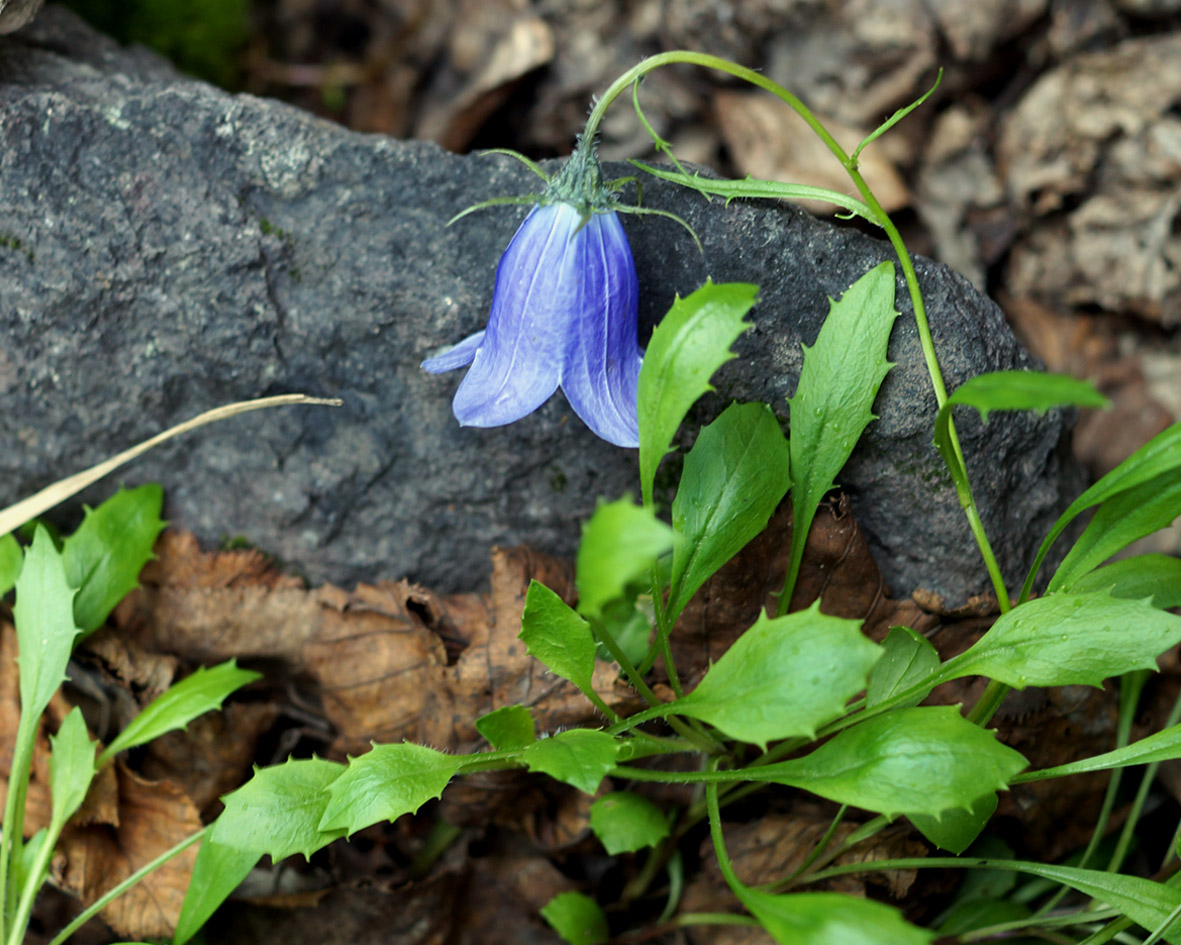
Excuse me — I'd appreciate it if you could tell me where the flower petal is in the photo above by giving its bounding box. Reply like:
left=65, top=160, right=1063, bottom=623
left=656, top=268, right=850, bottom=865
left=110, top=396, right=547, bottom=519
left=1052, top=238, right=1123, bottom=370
left=452, top=204, right=583, bottom=428
left=559, top=211, right=642, bottom=448
left=421, top=330, right=485, bottom=373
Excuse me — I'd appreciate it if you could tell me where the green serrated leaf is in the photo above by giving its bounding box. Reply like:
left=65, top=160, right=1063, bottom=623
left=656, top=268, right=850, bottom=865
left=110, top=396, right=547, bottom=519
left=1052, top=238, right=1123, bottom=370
left=319, top=743, right=462, bottom=834
left=908, top=792, right=997, bottom=854
left=0, top=532, right=21, bottom=596
left=520, top=581, right=597, bottom=695
left=1022, top=421, right=1181, bottom=601
left=15, top=526, right=80, bottom=721
left=636, top=280, right=759, bottom=507
left=753, top=706, right=1027, bottom=818
left=575, top=499, right=674, bottom=620
left=520, top=729, right=619, bottom=795
left=62, top=483, right=166, bottom=636
left=174, top=835, right=260, bottom=945
left=589, top=791, right=670, bottom=854
left=738, top=889, right=932, bottom=945
left=1069, top=554, right=1181, bottom=609
left=945, top=591, right=1181, bottom=689
left=49, top=706, right=96, bottom=829
left=212, top=756, right=347, bottom=860
left=99, top=660, right=261, bottom=766
left=668, top=402, right=791, bottom=624
left=1050, top=470, right=1181, bottom=593
left=673, top=602, right=881, bottom=748
left=866, top=626, right=941, bottom=709
left=475, top=705, right=536, bottom=750
left=540, top=891, right=609, bottom=945
left=782, top=262, right=897, bottom=613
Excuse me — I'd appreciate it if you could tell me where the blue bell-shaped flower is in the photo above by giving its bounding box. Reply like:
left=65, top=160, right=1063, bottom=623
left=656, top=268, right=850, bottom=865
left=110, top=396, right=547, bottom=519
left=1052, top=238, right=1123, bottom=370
left=423, top=151, right=643, bottom=448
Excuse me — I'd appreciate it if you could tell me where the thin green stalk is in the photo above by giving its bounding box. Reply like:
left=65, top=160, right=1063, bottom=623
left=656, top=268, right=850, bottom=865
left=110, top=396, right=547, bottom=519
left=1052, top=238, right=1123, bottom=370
left=1032, top=672, right=1146, bottom=918
left=836, top=165, right=1011, bottom=616
left=0, top=716, right=38, bottom=944
left=9, top=827, right=57, bottom=945
left=966, top=679, right=1010, bottom=726
left=1075, top=915, right=1135, bottom=945
left=782, top=805, right=847, bottom=885
left=611, top=765, right=745, bottom=785
left=647, top=565, right=682, bottom=698
left=585, top=688, right=624, bottom=725
left=583, top=51, right=1013, bottom=618
left=1108, top=683, right=1181, bottom=874
left=672, top=912, right=760, bottom=929
left=962, top=908, right=1122, bottom=943
left=45, top=825, right=209, bottom=945
left=592, top=616, right=722, bottom=752
left=623, top=832, right=675, bottom=903
left=408, top=819, right=463, bottom=880
left=706, top=781, right=743, bottom=893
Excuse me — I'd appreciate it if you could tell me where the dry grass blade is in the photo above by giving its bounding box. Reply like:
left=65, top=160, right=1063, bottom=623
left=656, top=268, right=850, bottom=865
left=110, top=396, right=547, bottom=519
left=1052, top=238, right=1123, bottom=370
left=0, top=394, right=341, bottom=537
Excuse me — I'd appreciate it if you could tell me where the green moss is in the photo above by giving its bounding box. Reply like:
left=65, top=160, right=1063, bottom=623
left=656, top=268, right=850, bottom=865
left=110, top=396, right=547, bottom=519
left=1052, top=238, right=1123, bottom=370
left=548, top=466, right=568, bottom=494
left=259, top=218, right=289, bottom=239
left=0, top=234, right=34, bottom=263
left=62, top=0, right=249, bottom=88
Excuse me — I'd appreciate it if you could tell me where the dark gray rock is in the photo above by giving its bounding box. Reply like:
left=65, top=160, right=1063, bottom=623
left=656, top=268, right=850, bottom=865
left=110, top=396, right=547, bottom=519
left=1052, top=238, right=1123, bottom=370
left=0, top=7, right=1080, bottom=604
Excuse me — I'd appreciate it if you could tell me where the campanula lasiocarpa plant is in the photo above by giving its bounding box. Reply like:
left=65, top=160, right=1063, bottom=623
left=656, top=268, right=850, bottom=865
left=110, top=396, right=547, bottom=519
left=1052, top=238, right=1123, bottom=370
left=422, top=143, right=644, bottom=448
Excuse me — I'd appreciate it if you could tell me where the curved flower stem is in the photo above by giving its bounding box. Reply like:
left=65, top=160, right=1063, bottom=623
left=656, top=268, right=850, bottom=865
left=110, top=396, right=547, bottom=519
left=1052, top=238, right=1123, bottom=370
left=583, top=52, right=1013, bottom=628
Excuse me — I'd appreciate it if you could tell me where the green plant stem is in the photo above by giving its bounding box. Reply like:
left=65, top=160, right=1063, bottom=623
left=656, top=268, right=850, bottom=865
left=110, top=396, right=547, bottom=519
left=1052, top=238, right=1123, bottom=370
left=585, top=688, right=624, bottom=725
left=1109, top=682, right=1181, bottom=875
left=586, top=51, right=1013, bottom=620
left=784, top=805, right=847, bottom=884
left=965, top=679, right=1010, bottom=726
left=673, top=912, right=760, bottom=929
left=960, top=907, right=1122, bottom=943
left=0, top=716, right=37, bottom=944
left=407, top=819, right=463, bottom=881
left=705, top=780, right=743, bottom=894
left=9, top=825, right=58, bottom=945
left=611, top=765, right=746, bottom=785
left=45, top=825, right=209, bottom=945
left=647, top=565, right=682, bottom=698
left=593, top=616, right=721, bottom=752
left=623, top=833, right=675, bottom=904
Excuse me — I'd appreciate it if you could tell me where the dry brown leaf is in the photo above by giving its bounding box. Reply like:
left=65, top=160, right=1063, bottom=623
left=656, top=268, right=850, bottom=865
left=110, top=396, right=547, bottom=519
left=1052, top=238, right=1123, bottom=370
left=137, top=701, right=279, bottom=815
left=414, top=0, right=555, bottom=151
left=54, top=763, right=201, bottom=941
left=307, top=581, right=455, bottom=753
left=117, top=532, right=638, bottom=756
left=447, top=546, right=640, bottom=744
left=1000, top=34, right=1181, bottom=324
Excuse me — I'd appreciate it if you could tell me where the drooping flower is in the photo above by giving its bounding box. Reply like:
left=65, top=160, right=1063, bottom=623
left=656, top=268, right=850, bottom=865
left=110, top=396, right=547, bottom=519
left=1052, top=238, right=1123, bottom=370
left=423, top=149, right=643, bottom=448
